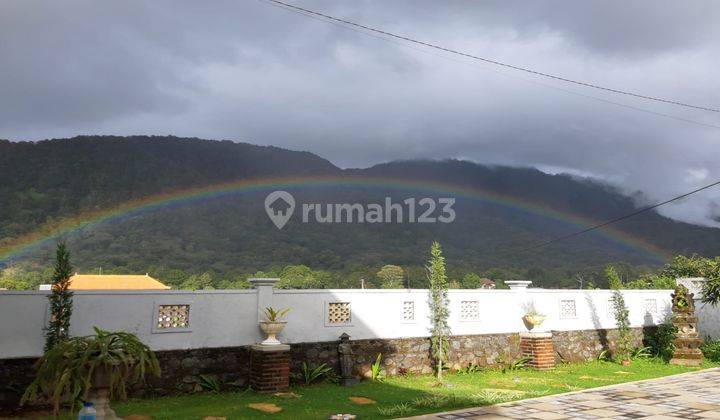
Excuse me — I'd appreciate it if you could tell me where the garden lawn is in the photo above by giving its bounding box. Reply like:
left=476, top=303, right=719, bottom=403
left=111, top=359, right=716, bottom=420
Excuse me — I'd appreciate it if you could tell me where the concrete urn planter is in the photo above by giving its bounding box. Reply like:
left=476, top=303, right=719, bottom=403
left=522, top=314, right=546, bottom=331
left=259, top=321, right=287, bottom=345
left=88, top=366, right=121, bottom=419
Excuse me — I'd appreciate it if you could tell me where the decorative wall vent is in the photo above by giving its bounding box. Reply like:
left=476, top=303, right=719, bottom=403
left=156, top=304, right=190, bottom=329
left=327, top=302, right=351, bottom=325
left=644, top=298, right=658, bottom=314
left=559, top=299, right=577, bottom=319
left=460, top=300, right=479, bottom=320
left=402, top=301, right=415, bottom=321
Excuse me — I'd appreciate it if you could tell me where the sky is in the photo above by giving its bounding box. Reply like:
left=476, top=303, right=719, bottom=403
left=1, top=0, right=719, bottom=226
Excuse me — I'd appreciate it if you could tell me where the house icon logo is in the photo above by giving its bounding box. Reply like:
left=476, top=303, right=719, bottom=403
left=264, top=191, right=295, bottom=229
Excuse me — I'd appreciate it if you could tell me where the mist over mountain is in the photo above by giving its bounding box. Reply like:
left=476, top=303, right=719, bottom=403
left=1, top=136, right=719, bottom=287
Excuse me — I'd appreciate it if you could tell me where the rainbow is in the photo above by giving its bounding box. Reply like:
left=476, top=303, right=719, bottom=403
left=0, top=176, right=671, bottom=264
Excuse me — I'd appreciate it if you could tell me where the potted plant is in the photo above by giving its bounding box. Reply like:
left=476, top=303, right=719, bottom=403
left=22, top=327, right=160, bottom=417
left=259, top=307, right=291, bottom=345
left=522, top=308, right=546, bottom=331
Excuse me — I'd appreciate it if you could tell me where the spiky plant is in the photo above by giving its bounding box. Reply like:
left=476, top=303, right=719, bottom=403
left=23, top=327, right=160, bottom=415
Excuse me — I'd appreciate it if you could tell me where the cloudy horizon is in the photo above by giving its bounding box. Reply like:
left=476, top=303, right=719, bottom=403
left=1, top=0, right=719, bottom=226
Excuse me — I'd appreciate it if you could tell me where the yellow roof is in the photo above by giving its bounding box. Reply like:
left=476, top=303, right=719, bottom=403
left=69, top=274, right=170, bottom=290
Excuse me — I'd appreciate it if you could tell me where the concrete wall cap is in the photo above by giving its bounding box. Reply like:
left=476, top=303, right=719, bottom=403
left=520, top=332, right=553, bottom=338
left=251, top=344, right=291, bottom=352
left=249, top=278, right=280, bottom=287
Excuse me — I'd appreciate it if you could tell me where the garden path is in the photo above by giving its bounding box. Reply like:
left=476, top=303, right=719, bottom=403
left=408, top=368, right=720, bottom=419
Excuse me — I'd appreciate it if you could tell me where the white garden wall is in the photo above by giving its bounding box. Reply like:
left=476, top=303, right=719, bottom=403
left=0, top=283, right=682, bottom=359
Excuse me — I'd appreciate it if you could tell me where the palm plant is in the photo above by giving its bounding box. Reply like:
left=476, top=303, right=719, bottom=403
left=22, top=327, right=160, bottom=414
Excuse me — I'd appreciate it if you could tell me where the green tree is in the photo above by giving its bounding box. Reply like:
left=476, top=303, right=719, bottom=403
left=44, top=242, right=74, bottom=351
left=376, top=265, right=405, bottom=289
left=181, top=272, right=214, bottom=290
left=606, top=265, right=623, bottom=290
left=610, top=286, right=633, bottom=363
left=427, top=241, right=450, bottom=381
left=654, top=255, right=720, bottom=305
left=461, top=273, right=482, bottom=289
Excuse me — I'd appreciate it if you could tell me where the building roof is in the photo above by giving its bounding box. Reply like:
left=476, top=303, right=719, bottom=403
left=68, top=274, right=170, bottom=290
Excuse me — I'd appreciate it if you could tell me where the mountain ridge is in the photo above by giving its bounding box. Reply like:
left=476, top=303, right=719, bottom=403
left=1, top=135, right=718, bottom=288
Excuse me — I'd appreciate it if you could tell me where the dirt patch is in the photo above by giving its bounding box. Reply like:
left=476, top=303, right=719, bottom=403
left=248, top=403, right=283, bottom=413
left=348, top=396, right=376, bottom=405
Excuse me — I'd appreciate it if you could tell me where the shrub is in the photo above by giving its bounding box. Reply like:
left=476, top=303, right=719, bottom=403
left=701, top=339, right=720, bottom=362
left=292, top=362, right=333, bottom=385
left=22, top=327, right=160, bottom=415
left=644, top=321, right=677, bottom=360
left=198, top=374, right=221, bottom=393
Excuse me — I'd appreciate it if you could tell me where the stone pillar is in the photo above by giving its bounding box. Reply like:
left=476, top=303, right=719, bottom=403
left=505, top=280, right=532, bottom=290
left=249, top=278, right=280, bottom=322
left=249, top=344, right=291, bottom=393
left=520, top=332, right=555, bottom=370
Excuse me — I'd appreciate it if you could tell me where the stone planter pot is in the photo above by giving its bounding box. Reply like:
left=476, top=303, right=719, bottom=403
left=259, top=321, right=287, bottom=345
left=88, top=366, right=120, bottom=419
left=522, top=314, right=546, bottom=331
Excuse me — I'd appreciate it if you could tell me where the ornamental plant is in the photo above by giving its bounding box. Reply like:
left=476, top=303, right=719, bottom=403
left=427, top=241, right=450, bottom=381
left=44, top=242, right=74, bottom=351
left=263, top=307, right=291, bottom=322
left=610, top=288, right=633, bottom=363
left=23, top=327, right=160, bottom=415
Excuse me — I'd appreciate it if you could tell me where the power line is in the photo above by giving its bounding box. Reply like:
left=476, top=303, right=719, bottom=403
left=262, top=0, right=719, bottom=113
left=263, top=0, right=719, bottom=130
left=513, top=179, right=720, bottom=254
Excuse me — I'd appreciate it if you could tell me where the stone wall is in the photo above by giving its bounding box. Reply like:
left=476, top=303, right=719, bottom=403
left=0, top=347, right=251, bottom=414
left=292, top=327, right=650, bottom=378
left=553, top=327, right=651, bottom=362
left=0, top=326, right=653, bottom=412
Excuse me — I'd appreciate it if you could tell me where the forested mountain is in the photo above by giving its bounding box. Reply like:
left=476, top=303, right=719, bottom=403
left=1, top=136, right=718, bottom=289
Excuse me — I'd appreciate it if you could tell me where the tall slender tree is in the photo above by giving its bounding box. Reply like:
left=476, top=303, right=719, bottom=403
left=427, top=241, right=450, bottom=381
left=610, top=284, right=632, bottom=363
left=44, top=242, right=74, bottom=351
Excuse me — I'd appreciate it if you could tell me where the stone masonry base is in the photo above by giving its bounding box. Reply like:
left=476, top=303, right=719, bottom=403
left=0, top=326, right=653, bottom=412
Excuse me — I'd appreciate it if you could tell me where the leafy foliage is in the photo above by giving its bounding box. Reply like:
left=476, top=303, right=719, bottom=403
left=630, top=346, right=652, bottom=359
left=263, top=307, right=290, bottom=322
left=652, top=255, right=720, bottom=305
left=606, top=266, right=623, bottom=290
left=44, top=242, right=74, bottom=352
left=198, top=374, right=221, bottom=393
left=370, top=353, right=384, bottom=381
left=457, top=364, right=481, bottom=375
left=427, top=242, right=450, bottom=381
left=293, top=362, right=333, bottom=385
left=701, top=339, right=720, bottom=362
left=376, top=265, right=405, bottom=289
left=644, top=321, right=677, bottom=360
left=498, top=355, right=532, bottom=374
left=22, top=327, right=160, bottom=415
left=610, top=288, right=633, bottom=362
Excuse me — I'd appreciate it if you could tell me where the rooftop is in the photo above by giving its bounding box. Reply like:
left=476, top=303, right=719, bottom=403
left=68, top=274, right=170, bottom=290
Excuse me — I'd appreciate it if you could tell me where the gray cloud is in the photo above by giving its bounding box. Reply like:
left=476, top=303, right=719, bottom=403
left=1, top=0, right=719, bottom=225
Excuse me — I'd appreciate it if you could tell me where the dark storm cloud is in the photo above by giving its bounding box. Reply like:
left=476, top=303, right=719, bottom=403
left=1, top=0, right=719, bottom=225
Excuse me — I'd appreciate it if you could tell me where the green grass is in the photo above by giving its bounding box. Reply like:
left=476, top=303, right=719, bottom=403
left=109, top=359, right=718, bottom=419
